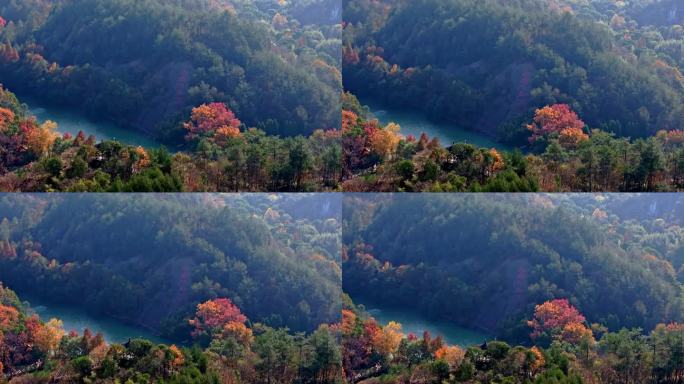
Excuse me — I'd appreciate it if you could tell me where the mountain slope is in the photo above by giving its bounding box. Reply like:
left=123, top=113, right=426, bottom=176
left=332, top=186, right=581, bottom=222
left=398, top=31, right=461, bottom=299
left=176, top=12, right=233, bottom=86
left=0, top=0, right=340, bottom=141
left=0, top=194, right=342, bottom=340
left=343, top=194, right=684, bottom=341
left=343, top=0, right=684, bottom=142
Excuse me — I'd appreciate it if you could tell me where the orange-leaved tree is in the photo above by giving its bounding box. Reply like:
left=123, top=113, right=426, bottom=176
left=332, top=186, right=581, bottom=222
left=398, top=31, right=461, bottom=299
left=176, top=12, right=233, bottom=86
left=528, top=104, right=587, bottom=149
left=189, top=298, right=247, bottom=339
left=184, top=103, right=241, bottom=143
left=528, top=298, right=593, bottom=345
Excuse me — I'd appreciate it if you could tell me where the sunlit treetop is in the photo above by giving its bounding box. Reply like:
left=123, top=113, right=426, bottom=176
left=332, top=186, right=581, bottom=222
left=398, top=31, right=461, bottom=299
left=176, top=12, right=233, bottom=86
left=184, top=103, right=242, bottom=144
left=527, top=104, right=586, bottom=145
left=189, top=298, right=247, bottom=338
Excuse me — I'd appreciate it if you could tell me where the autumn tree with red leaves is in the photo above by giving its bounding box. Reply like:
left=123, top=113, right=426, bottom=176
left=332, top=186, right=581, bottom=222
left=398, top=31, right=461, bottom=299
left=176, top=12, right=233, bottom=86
left=184, top=103, right=242, bottom=143
left=0, top=108, right=14, bottom=131
left=528, top=299, right=593, bottom=345
left=527, top=104, right=587, bottom=147
left=0, top=304, right=19, bottom=331
left=189, top=298, right=247, bottom=338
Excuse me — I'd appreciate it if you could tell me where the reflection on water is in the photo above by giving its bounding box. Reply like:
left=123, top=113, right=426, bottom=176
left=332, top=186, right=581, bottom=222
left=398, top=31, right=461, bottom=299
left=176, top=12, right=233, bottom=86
left=23, top=96, right=162, bottom=148
left=363, top=98, right=510, bottom=150
left=360, top=301, right=489, bottom=347
left=26, top=296, right=169, bottom=345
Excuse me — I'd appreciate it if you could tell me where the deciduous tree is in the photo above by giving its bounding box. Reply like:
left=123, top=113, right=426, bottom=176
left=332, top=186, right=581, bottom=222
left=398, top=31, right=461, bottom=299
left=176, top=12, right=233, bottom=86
left=25, top=120, right=58, bottom=157
left=528, top=299, right=590, bottom=344
left=33, top=318, right=65, bottom=355
left=528, top=104, right=586, bottom=145
left=184, top=103, right=241, bottom=142
left=372, top=321, right=403, bottom=356
left=190, top=298, right=247, bottom=338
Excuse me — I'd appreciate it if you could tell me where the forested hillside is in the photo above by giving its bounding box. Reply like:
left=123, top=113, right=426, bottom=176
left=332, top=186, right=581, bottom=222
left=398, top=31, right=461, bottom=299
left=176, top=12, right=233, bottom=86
left=341, top=295, right=683, bottom=384
left=342, top=194, right=684, bottom=382
left=0, top=87, right=343, bottom=192
left=0, top=0, right=341, bottom=141
left=343, top=0, right=684, bottom=142
left=342, top=0, right=684, bottom=192
left=0, top=284, right=343, bottom=383
left=0, top=194, right=342, bottom=343
left=343, top=194, right=684, bottom=342
left=341, top=93, right=684, bottom=192
left=0, top=0, right=344, bottom=192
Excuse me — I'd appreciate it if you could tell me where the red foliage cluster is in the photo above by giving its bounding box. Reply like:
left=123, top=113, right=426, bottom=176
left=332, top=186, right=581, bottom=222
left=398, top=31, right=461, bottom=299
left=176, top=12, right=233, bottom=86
left=189, top=298, right=247, bottom=338
left=663, top=130, right=684, bottom=145
left=528, top=299, right=589, bottom=343
left=0, top=43, right=19, bottom=63
left=184, top=103, right=242, bottom=142
left=527, top=104, right=586, bottom=146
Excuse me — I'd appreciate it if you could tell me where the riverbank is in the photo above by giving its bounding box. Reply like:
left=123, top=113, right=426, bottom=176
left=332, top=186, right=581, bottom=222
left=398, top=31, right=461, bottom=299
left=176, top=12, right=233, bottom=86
left=361, top=97, right=512, bottom=151
left=22, top=294, right=171, bottom=345
left=20, top=94, right=164, bottom=149
left=355, top=298, right=489, bottom=347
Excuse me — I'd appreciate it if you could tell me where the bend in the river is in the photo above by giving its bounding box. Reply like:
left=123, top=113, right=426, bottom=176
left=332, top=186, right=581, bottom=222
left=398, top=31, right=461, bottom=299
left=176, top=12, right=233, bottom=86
left=25, top=294, right=171, bottom=345
left=23, top=96, right=163, bottom=149
left=357, top=299, right=489, bottom=347
left=362, top=97, right=512, bottom=151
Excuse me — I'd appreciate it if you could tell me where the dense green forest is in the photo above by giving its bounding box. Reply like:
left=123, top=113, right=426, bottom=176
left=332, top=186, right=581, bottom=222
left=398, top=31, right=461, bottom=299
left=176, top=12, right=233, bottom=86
left=0, top=0, right=341, bottom=141
left=342, top=295, right=683, bottom=384
left=343, top=0, right=684, bottom=141
left=341, top=93, right=684, bottom=192
left=0, top=284, right=343, bottom=383
left=0, top=194, right=342, bottom=343
left=0, top=87, right=342, bottom=192
left=342, top=194, right=684, bottom=382
left=0, top=0, right=346, bottom=192
left=342, top=0, right=684, bottom=192
left=343, top=194, right=684, bottom=341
